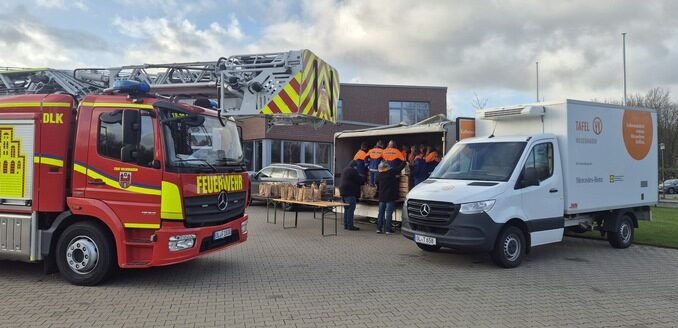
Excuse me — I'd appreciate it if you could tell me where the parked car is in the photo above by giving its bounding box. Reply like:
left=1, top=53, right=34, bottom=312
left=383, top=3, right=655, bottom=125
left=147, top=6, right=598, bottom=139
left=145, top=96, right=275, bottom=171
left=659, top=179, right=678, bottom=194
left=250, top=163, right=335, bottom=202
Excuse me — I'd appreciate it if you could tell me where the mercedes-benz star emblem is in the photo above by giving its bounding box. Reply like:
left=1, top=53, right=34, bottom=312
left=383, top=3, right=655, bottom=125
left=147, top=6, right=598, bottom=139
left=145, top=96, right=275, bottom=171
left=217, top=190, right=229, bottom=211
left=420, top=203, right=431, bottom=217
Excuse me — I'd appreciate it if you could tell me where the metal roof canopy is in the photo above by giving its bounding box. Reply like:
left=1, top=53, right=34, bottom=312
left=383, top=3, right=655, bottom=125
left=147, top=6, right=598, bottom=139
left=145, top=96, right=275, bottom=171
left=335, top=114, right=452, bottom=139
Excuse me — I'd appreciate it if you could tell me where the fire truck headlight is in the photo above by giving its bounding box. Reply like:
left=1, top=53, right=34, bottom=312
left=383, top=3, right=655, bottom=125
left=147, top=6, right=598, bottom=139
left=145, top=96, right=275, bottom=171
left=241, top=220, right=248, bottom=234
left=168, top=234, right=196, bottom=252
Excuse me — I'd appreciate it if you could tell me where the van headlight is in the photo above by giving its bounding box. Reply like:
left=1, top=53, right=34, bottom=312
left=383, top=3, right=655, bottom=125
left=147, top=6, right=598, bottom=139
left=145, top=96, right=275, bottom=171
left=459, top=200, right=496, bottom=214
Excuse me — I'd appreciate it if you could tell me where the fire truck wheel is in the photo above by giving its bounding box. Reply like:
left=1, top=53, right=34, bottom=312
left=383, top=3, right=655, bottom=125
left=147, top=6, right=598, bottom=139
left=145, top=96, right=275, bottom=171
left=56, top=222, right=117, bottom=286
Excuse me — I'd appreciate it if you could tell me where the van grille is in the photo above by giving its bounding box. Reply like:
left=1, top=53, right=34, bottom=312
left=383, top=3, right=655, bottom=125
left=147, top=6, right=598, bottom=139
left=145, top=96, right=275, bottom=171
left=184, top=192, right=246, bottom=228
left=406, top=199, right=458, bottom=225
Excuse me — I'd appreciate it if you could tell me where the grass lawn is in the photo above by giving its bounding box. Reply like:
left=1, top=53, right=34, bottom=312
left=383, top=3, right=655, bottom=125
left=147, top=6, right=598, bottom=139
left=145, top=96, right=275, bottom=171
left=568, top=207, right=678, bottom=249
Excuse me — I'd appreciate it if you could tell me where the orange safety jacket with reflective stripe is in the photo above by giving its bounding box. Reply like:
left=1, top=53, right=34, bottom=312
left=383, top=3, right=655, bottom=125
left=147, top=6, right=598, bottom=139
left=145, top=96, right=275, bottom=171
left=425, top=151, right=440, bottom=163
left=367, top=148, right=383, bottom=159
left=382, top=148, right=405, bottom=161
left=353, top=149, right=368, bottom=161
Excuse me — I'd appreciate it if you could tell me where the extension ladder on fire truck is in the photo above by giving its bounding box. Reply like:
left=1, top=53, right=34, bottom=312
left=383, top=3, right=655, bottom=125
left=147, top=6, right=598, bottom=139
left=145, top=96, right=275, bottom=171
left=0, top=67, right=100, bottom=98
left=72, top=49, right=340, bottom=128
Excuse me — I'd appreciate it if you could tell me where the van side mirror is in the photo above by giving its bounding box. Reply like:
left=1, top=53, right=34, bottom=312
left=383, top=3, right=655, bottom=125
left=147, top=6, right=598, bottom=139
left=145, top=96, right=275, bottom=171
left=122, top=110, right=140, bottom=145
left=518, top=167, right=539, bottom=188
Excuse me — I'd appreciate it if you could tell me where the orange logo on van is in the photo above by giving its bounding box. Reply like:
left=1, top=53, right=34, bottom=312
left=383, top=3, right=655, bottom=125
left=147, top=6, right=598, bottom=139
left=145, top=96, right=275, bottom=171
left=622, top=110, right=653, bottom=160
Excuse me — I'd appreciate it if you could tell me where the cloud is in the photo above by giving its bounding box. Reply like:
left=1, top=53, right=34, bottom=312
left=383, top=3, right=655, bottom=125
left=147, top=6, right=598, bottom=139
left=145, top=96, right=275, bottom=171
left=0, top=6, right=110, bottom=68
left=113, top=0, right=218, bottom=18
left=244, top=0, right=678, bottom=115
left=111, top=15, right=246, bottom=63
left=35, top=0, right=87, bottom=11
left=3, top=0, right=678, bottom=117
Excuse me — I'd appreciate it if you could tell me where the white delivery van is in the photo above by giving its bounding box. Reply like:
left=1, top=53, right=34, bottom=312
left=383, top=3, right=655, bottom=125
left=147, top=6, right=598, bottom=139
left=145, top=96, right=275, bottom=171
left=402, top=100, right=658, bottom=267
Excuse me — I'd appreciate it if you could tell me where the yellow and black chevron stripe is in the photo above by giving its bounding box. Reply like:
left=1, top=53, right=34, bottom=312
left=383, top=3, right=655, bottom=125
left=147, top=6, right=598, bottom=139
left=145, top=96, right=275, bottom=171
left=260, top=50, right=340, bottom=123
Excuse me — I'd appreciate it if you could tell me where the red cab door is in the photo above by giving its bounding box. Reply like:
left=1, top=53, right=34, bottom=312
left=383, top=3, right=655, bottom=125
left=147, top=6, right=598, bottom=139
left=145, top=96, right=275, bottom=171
left=83, top=107, right=162, bottom=228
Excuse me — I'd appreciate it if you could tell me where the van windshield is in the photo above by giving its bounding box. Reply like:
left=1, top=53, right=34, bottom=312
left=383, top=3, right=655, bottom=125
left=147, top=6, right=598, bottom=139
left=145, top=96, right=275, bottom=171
left=430, top=142, right=526, bottom=181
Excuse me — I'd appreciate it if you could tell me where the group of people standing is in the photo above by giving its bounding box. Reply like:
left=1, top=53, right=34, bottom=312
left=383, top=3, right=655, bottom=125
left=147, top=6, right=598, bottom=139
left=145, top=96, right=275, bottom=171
left=339, top=140, right=441, bottom=233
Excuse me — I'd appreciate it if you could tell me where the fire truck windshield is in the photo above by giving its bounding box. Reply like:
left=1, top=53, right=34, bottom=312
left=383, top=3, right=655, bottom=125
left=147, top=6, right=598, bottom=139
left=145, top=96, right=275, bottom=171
left=162, top=114, right=243, bottom=172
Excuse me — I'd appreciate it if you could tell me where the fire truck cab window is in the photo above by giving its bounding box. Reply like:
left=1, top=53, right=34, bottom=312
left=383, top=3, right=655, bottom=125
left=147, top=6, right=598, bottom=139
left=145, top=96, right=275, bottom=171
left=136, top=114, right=155, bottom=166
left=98, top=110, right=155, bottom=167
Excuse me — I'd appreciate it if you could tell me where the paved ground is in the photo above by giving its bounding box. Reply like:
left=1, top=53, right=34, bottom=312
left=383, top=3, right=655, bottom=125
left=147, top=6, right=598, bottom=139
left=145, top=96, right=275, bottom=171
left=2, top=205, right=678, bottom=328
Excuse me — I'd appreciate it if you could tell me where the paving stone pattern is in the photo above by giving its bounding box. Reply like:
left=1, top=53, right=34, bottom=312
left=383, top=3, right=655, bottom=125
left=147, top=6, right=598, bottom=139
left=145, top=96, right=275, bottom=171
left=1, top=205, right=678, bottom=327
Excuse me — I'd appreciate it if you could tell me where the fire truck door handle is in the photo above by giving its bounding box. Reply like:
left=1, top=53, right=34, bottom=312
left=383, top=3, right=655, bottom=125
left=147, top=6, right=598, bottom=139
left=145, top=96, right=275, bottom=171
left=88, top=179, right=105, bottom=185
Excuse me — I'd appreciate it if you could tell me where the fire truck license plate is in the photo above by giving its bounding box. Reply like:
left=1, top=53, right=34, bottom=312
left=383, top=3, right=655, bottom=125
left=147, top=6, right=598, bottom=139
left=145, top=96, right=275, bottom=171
left=415, top=234, right=436, bottom=246
left=213, top=228, right=232, bottom=240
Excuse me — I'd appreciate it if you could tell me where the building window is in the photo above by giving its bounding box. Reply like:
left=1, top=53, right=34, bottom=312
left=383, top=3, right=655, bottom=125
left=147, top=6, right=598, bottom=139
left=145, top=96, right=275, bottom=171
left=270, top=140, right=282, bottom=164
left=388, top=101, right=430, bottom=125
left=316, top=143, right=332, bottom=170
left=283, top=140, right=301, bottom=164
left=255, top=140, right=262, bottom=171
left=303, top=142, right=314, bottom=163
left=337, top=99, right=343, bottom=121
left=243, top=140, right=254, bottom=171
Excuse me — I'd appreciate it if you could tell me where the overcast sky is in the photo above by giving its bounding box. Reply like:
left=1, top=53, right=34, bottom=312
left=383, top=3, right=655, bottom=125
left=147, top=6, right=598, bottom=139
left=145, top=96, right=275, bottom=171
left=1, top=0, right=677, bottom=117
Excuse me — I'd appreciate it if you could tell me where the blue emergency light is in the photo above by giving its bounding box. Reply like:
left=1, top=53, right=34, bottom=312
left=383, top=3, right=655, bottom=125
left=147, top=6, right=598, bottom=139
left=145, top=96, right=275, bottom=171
left=112, top=80, right=151, bottom=93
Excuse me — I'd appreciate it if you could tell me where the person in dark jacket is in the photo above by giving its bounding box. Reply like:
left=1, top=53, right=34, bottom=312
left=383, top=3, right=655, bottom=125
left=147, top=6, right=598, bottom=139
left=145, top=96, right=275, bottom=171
left=339, top=161, right=363, bottom=231
left=425, top=145, right=441, bottom=176
left=411, top=145, right=427, bottom=186
left=375, top=161, right=405, bottom=234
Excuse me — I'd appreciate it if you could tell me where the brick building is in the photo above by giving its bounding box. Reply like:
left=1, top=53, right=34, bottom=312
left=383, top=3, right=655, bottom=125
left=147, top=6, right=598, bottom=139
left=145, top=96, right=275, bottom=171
left=239, top=83, right=447, bottom=172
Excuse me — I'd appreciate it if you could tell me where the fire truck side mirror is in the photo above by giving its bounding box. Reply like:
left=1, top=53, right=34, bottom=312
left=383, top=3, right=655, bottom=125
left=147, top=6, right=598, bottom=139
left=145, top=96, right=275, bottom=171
left=122, top=110, right=140, bottom=146
left=121, top=144, right=138, bottom=163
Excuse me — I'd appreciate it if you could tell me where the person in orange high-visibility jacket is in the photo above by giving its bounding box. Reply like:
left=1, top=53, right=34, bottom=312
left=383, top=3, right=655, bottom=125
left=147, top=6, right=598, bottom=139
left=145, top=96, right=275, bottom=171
left=425, top=145, right=441, bottom=176
left=352, top=142, right=369, bottom=179
left=367, top=140, right=385, bottom=185
left=382, top=140, right=405, bottom=171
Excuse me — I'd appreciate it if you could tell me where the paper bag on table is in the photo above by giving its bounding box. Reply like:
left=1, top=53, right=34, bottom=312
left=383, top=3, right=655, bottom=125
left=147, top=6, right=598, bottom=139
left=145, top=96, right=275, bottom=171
left=312, top=188, right=322, bottom=201
left=295, top=187, right=304, bottom=201
left=302, top=187, right=313, bottom=202
left=280, top=184, right=289, bottom=199
left=260, top=183, right=271, bottom=198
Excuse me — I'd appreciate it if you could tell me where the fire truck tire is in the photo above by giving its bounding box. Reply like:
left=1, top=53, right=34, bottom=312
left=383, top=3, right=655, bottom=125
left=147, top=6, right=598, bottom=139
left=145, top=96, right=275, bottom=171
left=56, top=222, right=117, bottom=286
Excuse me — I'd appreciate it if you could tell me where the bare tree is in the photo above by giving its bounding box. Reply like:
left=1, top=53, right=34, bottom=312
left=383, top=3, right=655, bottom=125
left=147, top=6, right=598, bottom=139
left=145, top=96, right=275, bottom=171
left=471, top=92, right=488, bottom=110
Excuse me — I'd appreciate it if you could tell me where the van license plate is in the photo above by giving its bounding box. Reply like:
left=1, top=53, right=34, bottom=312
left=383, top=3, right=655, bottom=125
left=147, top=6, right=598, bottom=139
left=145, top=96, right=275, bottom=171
left=415, top=235, right=436, bottom=246
left=213, top=228, right=232, bottom=240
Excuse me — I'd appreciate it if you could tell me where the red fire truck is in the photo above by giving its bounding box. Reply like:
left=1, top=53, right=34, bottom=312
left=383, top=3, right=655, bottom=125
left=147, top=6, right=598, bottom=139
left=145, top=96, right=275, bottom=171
left=0, top=50, right=339, bottom=285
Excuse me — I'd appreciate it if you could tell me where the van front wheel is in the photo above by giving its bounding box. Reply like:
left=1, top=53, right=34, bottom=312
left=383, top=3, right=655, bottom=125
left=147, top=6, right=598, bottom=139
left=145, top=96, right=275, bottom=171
left=491, top=226, right=525, bottom=268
